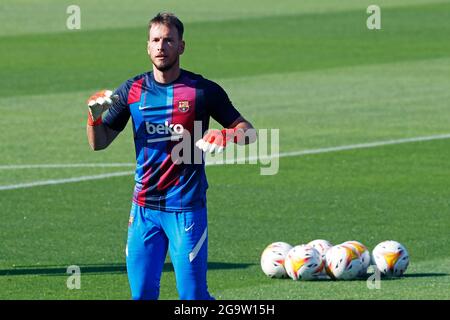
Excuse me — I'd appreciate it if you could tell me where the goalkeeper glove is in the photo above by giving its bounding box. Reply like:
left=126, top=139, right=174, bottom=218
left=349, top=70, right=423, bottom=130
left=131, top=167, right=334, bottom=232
left=195, top=128, right=244, bottom=154
left=86, top=90, right=118, bottom=126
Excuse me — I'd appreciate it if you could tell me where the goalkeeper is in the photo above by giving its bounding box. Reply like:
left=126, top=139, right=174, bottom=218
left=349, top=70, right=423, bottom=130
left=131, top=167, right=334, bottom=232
left=86, top=12, right=255, bottom=300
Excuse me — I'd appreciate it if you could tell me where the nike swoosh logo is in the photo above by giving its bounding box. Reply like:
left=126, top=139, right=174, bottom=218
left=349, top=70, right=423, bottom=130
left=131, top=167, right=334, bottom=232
left=139, top=105, right=152, bottom=110
left=185, top=223, right=195, bottom=232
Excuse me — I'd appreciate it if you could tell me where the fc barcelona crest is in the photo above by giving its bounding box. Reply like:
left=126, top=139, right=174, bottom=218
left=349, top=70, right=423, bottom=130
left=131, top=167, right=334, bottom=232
left=178, top=100, right=190, bottom=113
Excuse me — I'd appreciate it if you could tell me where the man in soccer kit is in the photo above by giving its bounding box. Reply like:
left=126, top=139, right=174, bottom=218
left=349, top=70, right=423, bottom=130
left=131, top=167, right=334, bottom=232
left=86, top=13, right=255, bottom=300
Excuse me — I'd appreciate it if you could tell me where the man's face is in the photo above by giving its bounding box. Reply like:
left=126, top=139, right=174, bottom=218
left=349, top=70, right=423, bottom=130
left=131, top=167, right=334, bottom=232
left=147, top=23, right=185, bottom=72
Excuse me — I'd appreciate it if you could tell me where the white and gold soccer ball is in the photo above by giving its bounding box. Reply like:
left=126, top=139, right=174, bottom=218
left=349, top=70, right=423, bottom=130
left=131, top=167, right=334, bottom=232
left=284, top=245, right=324, bottom=280
left=341, top=240, right=371, bottom=277
left=260, top=242, right=293, bottom=278
left=325, top=245, right=363, bottom=280
left=372, top=240, right=409, bottom=277
left=307, top=239, right=333, bottom=276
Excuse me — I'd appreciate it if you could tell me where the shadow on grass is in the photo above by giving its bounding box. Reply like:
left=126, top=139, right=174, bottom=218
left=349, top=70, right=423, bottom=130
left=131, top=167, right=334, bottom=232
left=0, top=262, right=255, bottom=277
left=360, top=272, right=449, bottom=281
left=358, top=272, right=448, bottom=281
left=272, top=272, right=449, bottom=282
left=397, top=273, right=448, bottom=279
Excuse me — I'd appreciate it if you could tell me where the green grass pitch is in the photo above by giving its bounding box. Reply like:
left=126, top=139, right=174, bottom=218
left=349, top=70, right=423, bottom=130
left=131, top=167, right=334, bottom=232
left=0, top=0, right=449, bottom=299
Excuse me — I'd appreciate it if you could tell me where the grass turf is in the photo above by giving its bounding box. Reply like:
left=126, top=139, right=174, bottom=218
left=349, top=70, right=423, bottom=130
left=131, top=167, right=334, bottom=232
left=0, top=0, right=449, bottom=299
left=1, top=140, right=450, bottom=299
left=1, top=2, right=450, bottom=98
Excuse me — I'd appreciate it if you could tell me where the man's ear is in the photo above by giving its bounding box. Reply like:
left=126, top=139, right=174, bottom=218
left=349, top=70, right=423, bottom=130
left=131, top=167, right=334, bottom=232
left=179, top=40, right=185, bottom=55
left=146, top=41, right=151, bottom=55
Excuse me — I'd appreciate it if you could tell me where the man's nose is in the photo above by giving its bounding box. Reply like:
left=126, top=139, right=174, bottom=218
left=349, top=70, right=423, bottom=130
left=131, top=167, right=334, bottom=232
left=156, top=40, right=164, bottom=51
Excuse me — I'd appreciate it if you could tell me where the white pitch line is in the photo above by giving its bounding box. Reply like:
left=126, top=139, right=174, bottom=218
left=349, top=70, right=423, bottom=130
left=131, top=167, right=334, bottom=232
left=208, top=133, right=450, bottom=165
left=0, top=163, right=135, bottom=170
left=1, top=133, right=450, bottom=191
left=0, top=171, right=134, bottom=191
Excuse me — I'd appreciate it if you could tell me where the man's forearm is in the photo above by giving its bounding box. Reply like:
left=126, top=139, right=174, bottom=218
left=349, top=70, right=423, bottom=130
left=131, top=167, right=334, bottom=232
left=87, top=123, right=118, bottom=151
left=233, top=120, right=257, bottom=145
left=195, top=117, right=257, bottom=153
left=86, top=90, right=120, bottom=151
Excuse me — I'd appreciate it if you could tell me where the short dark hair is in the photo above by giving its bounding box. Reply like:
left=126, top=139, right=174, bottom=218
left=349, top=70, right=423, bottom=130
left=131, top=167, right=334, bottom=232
left=148, top=12, right=184, bottom=40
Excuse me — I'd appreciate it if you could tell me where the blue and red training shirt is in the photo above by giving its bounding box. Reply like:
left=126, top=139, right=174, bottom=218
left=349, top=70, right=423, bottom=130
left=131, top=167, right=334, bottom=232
left=103, top=69, right=241, bottom=212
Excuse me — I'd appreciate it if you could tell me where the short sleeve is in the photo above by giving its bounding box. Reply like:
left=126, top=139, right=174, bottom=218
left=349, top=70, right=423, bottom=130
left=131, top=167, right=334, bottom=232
left=102, top=81, right=131, bottom=132
left=206, top=81, right=241, bottom=128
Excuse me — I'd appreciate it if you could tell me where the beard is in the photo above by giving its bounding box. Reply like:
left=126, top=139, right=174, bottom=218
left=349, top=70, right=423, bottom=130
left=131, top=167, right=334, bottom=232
left=152, top=55, right=179, bottom=72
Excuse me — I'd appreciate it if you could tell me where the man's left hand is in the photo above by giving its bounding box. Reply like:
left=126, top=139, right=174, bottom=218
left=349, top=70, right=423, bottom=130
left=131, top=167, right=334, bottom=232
left=195, top=128, right=242, bottom=154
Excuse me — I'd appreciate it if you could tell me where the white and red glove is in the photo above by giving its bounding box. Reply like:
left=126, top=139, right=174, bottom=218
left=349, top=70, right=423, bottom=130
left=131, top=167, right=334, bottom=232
left=195, top=128, right=244, bottom=154
left=86, top=89, right=118, bottom=126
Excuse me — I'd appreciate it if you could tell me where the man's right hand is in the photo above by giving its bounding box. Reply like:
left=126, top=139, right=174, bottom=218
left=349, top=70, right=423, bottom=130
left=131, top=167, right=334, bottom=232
left=87, top=90, right=118, bottom=126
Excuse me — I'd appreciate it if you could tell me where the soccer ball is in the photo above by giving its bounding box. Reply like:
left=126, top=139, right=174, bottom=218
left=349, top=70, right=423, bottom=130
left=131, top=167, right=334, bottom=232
left=260, top=242, right=293, bottom=278
left=284, top=245, right=324, bottom=280
left=307, top=239, right=333, bottom=259
left=372, top=240, right=409, bottom=277
left=341, top=240, right=371, bottom=277
left=307, top=239, right=333, bottom=275
left=325, top=245, right=363, bottom=280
